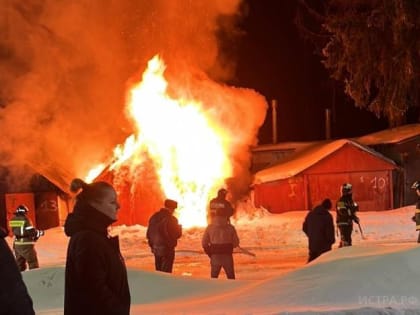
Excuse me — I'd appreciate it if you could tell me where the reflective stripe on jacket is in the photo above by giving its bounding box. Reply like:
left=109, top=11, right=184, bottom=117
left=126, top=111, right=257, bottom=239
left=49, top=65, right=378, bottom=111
left=336, top=196, right=358, bottom=226
left=9, top=214, right=37, bottom=244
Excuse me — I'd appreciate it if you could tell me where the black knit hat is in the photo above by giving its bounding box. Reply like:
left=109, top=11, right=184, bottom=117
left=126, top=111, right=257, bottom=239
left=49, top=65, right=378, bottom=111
left=321, top=198, right=332, bottom=210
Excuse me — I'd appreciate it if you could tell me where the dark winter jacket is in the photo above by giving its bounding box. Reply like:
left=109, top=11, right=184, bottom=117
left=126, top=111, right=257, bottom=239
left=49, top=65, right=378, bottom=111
left=336, top=195, right=359, bottom=226
left=64, top=202, right=130, bottom=315
left=303, top=205, right=335, bottom=253
left=146, top=208, right=182, bottom=256
left=202, top=216, right=240, bottom=256
left=0, top=226, right=35, bottom=315
left=208, top=196, right=234, bottom=219
left=414, top=198, right=420, bottom=231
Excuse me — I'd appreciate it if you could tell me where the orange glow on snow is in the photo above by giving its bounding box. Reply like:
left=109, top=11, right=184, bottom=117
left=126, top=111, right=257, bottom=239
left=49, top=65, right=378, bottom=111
left=109, top=55, right=232, bottom=228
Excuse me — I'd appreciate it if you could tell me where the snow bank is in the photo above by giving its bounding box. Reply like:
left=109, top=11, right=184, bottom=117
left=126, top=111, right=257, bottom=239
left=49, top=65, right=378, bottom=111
left=27, top=242, right=420, bottom=314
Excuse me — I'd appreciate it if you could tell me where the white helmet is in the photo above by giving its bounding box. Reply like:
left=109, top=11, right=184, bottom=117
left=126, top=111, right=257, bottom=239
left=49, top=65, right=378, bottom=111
left=341, top=183, right=352, bottom=196
left=412, top=181, right=420, bottom=190
left=16, top=204, right=29, bottom=214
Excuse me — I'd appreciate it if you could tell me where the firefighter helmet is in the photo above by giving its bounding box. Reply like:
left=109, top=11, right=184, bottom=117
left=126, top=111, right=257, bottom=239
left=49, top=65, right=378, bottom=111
left=341, top=183, right=352, bottom=196
left=16, top=204, right=29, bottom=214
left=412, top=181, right=420, bottom=190
left=217, top=188, right=228, bottom=198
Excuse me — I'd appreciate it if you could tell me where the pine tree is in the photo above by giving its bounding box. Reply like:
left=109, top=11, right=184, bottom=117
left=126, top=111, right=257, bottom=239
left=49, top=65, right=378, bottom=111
left=298, top=0, right=420, bottom=126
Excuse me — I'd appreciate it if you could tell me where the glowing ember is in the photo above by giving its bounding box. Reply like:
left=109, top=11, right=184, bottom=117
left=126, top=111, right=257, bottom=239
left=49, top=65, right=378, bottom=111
left=110, top=55, right=232, bottom=228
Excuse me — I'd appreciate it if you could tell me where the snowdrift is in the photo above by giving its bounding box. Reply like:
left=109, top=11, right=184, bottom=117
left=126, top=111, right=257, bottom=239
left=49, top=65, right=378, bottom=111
left=26, top=243, right=420, bottom=314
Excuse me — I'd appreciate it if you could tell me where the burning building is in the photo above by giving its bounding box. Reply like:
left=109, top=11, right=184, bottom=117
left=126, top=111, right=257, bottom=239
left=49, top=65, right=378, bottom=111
left=93, top=55, right=267, bottom=228
left=0, top=1, right=268, bottom=228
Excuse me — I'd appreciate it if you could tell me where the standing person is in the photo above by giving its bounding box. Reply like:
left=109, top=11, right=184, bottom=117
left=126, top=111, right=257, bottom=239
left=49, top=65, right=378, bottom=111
left=202, top=216, right=240, bottom=279
left=302, top=198, right=335, bottom=263
left=0, top=226, right=35, bottom=315
left=146, top=199, right=182, bottom=273
left=411, top=180, right=420, bottom=243
left=64, top=178, right=130, bottom=315
left=9, top=204, right=44, bottom=271
left=336, top=183, right=360, bottom=247
left=208, top=188, right=234, bottom=223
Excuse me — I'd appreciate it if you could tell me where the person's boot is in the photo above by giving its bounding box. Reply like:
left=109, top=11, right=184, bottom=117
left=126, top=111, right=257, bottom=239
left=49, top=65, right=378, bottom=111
left=339, top=240, right=350, bottom=247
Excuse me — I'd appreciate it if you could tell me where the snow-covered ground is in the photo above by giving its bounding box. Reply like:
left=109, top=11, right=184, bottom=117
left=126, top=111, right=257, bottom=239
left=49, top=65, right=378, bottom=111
left=10, top=205, right=420, bottom=314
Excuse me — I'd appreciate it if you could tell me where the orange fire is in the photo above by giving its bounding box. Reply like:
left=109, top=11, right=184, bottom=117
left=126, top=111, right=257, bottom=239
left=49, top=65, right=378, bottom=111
left=85, top=163, right=106, bottom=183
left=106, top=55, right=232, bottom=228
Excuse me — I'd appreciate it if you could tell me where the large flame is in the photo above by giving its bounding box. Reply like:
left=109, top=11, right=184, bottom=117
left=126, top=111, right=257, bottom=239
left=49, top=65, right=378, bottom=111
left=108, top=55, right=232, bottom=228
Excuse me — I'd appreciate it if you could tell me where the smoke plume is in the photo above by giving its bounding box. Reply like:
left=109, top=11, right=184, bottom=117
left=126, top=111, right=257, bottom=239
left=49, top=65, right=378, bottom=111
left=0, top=0, right=267, bottom=193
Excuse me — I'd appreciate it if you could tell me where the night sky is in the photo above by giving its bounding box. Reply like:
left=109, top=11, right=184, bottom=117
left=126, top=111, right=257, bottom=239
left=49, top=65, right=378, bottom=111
left=230, top=0, right=389, bottom=145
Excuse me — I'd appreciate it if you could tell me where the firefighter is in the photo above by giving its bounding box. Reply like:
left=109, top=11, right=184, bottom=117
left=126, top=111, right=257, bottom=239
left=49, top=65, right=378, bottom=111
left=208, top=188, right=234, bottom=223
left=336, top=183, right=359, bottom=247
left=9, top=204, right=44, bottom=271
left=411, top=180, right=420, bottom=243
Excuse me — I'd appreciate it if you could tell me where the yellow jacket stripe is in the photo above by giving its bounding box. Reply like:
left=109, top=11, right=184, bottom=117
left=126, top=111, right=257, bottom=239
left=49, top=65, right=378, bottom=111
left=14, top=240, right=36, bottom=245
left=9, top=221, right=25, bottom=227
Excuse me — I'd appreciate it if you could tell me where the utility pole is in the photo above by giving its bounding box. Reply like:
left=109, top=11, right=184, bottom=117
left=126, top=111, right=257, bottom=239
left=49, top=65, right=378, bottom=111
left=272, top=99, right=278, bottom=144
left=325, top=108, right=331, bottom=140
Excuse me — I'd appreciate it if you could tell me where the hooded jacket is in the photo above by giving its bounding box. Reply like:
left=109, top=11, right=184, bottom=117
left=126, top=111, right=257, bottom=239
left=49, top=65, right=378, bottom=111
left=303, top=205, right=335, bottom=253
left=0, top=227, right=35, bottom=315
left=146, top=208, right=182, bottom=255
left=64, top=202, right=130, bottom=315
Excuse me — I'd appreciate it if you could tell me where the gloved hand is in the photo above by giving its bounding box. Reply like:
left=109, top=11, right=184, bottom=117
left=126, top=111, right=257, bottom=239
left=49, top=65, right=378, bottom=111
left=353, top=216, right=360, bottom=224
left=34, top=230, right=45, bottom=241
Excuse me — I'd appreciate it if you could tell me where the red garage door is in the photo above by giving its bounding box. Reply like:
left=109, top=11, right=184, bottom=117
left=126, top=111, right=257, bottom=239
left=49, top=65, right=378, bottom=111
left=307, top=171, right=392, bottom=211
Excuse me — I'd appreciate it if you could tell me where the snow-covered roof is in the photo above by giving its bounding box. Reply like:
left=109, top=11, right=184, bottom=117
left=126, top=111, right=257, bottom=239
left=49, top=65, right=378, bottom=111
left=253, top=139, right=397, bottom=184
left=356, top=123, right=420, bottom=145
